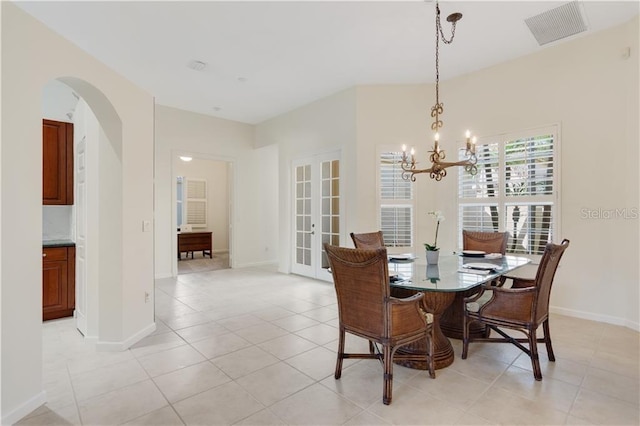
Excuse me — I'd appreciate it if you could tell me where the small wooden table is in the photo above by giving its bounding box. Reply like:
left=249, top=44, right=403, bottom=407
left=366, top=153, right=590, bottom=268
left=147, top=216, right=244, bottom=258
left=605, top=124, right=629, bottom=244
left=389, top=254, right=530, bottom=370
left=178, top=231, right=212, bottom=260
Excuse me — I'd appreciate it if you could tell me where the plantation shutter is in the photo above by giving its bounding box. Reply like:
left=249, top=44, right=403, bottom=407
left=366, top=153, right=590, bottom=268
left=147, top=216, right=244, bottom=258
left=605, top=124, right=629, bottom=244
left=185, top=178, right=207, bottom=228
left=504, top=133, right=555, bottom=254
left=458, top=142, right=501, bottom=233
left=457, top=127, right=558, bottom=255
left=380, top=152, right=413, bottom=248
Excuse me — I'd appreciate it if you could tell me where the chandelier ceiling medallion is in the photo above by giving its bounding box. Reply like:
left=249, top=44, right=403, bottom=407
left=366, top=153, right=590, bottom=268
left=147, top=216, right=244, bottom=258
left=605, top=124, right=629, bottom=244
left=401, top=0, right=478, bottom=182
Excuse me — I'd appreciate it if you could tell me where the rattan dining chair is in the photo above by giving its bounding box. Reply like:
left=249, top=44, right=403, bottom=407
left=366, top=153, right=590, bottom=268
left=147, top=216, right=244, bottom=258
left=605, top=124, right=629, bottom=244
left=350, top=231, right=385, bottom=249
left=324, top=243, right=435, bottom=404
left=462, top=239, right=570, bottom=380
left=462, top=230, right=509, bottom=255
left=440, top=231, right=511, bottom=339
left=349, top=230, right=386, bottom=354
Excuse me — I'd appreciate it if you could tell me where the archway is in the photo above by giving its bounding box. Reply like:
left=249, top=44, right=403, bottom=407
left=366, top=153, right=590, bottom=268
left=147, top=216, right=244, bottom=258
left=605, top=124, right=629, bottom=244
left=42, top=76, right=124, bottom=343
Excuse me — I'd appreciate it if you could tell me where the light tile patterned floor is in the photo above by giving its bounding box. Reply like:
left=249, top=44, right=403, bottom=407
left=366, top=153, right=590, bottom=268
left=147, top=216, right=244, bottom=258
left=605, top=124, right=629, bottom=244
left=21, top=265, right=640, bottom=425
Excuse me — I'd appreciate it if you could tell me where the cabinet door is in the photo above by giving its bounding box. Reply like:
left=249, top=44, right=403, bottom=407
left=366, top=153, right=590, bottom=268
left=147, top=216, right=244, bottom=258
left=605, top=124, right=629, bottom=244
left=42, top=247, right=74, bottom=321
left=43, top=119, right=74, bottom=205
left=43, top=259, right=68, bottom=320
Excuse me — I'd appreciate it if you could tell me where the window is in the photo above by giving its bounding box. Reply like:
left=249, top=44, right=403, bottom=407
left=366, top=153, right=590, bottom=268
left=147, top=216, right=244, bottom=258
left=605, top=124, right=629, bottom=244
left=458, top=126, right=558, bottom=255
left=379, top=151, right=414, bottom=249
left=178, top=177, right=207, bottom=228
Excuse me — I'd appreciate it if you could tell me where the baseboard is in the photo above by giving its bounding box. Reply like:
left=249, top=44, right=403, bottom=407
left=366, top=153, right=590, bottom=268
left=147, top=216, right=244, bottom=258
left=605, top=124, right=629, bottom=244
left=2, top=390, right=47, bottom=425
left=154, top=272, right=172, bottom=279
left=96, top=322, right=157, bottom=352
left=83, top=335, right=98, bottom=345
left=550, top=305, right=640, bottom=332
left=233, top=260, right=278, bottom=268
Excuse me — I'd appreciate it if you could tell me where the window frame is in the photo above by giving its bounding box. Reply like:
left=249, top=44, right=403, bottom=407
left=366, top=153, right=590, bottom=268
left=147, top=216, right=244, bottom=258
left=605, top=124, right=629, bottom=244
left=457, top=125, right=561, bottom=257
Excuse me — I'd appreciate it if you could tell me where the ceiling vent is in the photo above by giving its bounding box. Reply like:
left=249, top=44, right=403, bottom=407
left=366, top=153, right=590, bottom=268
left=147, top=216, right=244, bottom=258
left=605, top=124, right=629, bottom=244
left=187, top=60, right=207, bottom=71
left=525, top=1, right=587, bottom=46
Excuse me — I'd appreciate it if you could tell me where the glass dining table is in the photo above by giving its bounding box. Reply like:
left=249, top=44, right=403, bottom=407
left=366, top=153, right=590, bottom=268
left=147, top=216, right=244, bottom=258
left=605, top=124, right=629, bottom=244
left=388, top=253, right=530, bottom=370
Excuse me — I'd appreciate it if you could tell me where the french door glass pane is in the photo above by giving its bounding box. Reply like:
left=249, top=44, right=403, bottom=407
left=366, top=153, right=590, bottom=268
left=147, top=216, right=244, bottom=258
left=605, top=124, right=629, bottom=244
left=321, top=160, right=339, bottom=269
left=295, top=165, right=312, bottom=266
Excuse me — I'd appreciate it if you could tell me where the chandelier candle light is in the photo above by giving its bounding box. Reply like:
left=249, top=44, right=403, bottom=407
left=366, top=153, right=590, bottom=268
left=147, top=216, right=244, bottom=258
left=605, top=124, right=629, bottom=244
left=400, top=0, right=478, bottom=182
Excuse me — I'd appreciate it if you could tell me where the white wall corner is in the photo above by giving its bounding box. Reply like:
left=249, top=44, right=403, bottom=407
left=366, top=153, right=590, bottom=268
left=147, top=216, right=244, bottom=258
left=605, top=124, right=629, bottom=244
left=95, top=322, right=156, bottom=352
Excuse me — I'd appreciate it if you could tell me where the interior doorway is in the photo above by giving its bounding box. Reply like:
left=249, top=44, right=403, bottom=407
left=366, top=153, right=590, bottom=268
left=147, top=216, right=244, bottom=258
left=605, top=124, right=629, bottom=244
left=172, top=155, right=234, bottom=275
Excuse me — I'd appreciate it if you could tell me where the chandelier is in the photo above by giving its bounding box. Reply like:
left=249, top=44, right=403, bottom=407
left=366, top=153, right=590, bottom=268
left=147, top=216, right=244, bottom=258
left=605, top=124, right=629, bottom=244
left=401, top=1, right=477, bottom=182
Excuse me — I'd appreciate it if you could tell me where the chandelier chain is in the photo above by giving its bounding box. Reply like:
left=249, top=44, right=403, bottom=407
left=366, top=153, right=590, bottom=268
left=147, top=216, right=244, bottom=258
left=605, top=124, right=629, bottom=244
left=399, top=0, right=476, bottom=182
left=431, top=1, right=462, bottom=132
left=433, top=1, right=458, bottom=124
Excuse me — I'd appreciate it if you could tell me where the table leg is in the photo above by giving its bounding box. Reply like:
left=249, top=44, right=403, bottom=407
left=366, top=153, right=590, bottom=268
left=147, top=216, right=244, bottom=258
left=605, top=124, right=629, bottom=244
left=391, top=288, right=456, bottom=370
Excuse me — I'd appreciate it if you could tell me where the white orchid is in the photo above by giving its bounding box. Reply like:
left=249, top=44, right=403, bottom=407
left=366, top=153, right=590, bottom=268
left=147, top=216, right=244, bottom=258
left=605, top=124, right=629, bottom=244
left=425, top=211, right=445, bottom=251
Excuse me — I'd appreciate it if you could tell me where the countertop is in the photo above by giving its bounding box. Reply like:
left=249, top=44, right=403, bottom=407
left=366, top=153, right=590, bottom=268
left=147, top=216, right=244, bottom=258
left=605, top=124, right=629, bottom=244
left=43, top=239, right=75, bottom=248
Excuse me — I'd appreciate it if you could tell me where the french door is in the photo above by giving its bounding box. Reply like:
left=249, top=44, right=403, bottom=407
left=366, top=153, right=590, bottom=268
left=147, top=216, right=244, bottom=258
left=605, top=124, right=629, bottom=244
left=291, top=152, right=341, bottom=281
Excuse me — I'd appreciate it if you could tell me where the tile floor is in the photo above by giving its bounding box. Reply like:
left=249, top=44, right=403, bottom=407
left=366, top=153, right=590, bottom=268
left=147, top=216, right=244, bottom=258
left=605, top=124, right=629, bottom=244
left=21, top=265, right=639, bottom=425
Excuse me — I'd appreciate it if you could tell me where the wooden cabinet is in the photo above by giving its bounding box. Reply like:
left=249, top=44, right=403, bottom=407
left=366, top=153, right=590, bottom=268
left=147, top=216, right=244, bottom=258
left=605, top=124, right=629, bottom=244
left=178, top=232, right=213, bottom=259
left=42, top=246, right=75, bottom=321
left=43, top=119, right=74, bottom=205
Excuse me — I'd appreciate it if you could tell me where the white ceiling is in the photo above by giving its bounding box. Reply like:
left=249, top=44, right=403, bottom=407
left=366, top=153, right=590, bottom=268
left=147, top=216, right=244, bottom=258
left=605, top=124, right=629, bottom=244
left=17, top=1, right=639, bottom=124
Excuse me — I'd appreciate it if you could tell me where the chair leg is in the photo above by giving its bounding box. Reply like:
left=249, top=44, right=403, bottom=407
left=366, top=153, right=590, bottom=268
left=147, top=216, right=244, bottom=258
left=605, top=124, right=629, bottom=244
left=543, top=319, right=556, bottom=362
left=529, top=328, right=543, bottom=381
left=369, top=340, right=375, bottom=354
left=462, top=314, right=469, bottom=359
left=383, top=345, right=393, bottom=405
left=427, top=329, right=435, bottom=379
left=334, top=328, right=345, bottom=379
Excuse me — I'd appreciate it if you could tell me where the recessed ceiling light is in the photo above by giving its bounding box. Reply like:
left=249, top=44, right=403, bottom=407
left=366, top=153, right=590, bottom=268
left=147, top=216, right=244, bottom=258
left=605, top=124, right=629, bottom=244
left=212, top=107, right=221, bottom=112
left=237, top=77, right=248, bottom=82
left=187, top=60, right=207, bottom=71
left=179, top=156, right=193, bottom=162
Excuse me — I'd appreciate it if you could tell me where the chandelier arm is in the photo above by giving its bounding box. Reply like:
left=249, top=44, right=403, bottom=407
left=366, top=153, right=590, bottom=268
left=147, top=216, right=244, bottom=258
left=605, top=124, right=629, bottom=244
left=434, top=159, right=475, bottom=169
left=404, top=166, right=436, bottom=176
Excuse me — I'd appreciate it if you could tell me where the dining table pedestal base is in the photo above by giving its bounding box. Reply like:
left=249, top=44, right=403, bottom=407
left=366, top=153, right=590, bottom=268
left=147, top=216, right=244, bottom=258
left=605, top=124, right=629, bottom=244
left=391, top=288, right=456, bottom=370
left=440, top=289, right=489, bottom=340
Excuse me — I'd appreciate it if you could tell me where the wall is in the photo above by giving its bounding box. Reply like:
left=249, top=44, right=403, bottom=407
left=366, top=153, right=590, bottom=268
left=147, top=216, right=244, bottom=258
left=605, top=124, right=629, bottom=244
left=353, top=19, right=639, bottom=328
left=174, top=157, right=230, bottom=252
left=255, top=88, right=357, bottom=274
left=1, top=3, right=155, bottom=423
left=439, top=16, right=639, bottom=329
left=42, top=206, right=73, bottom=240
left=256, top=18, right=638, bottom=329
left=154, top=105, right=279, bottom=278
